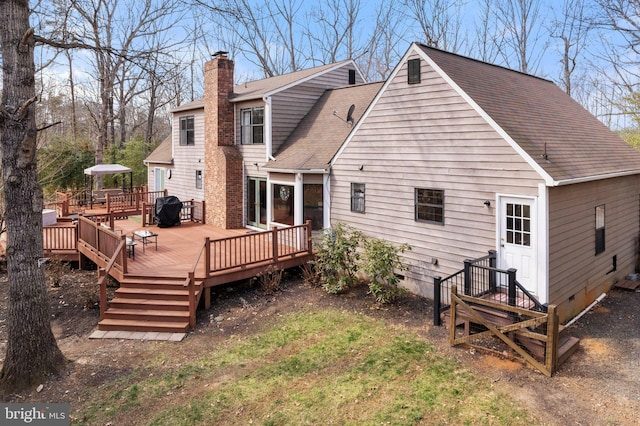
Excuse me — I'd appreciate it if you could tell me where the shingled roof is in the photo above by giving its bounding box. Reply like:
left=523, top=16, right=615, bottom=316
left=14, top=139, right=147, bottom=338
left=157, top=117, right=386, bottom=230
left=265, top=82, right=383, bottom=171
left=170, top=61, right=357, bottom=112
left=144, top=136, right=172, bottom=165
left=232, top=60, right=355, bottom=102
left=419, top=44, right=640, bottom=184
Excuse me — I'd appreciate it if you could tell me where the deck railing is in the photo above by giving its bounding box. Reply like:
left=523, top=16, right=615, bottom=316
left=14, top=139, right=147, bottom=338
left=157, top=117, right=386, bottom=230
left=433, top=250, right=546, bottom=326
left=77, top=216, right=128, bottom=275
left=107, top=189, right=167, bottom=213
left=43, top=225, right=77, bottom=253
left=205, top=221, right=313, bottom=275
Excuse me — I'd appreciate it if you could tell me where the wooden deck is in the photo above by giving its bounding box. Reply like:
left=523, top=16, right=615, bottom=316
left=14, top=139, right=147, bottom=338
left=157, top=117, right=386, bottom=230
left=46, top=215, right=314, bottom=334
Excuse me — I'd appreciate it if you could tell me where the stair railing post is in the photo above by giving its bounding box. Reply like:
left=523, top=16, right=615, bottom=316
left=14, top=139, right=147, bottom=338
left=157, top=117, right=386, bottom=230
left=507, top=268, right=517, bottom=306
left=545, top=304, right=559, bottom=376
left=433, top=276, right=442, bottom=326
left=188, top=271, right=196, bottom=329
left=463, top=259, right=472, bottom=295
left=488, top=250, right=497, bottom=293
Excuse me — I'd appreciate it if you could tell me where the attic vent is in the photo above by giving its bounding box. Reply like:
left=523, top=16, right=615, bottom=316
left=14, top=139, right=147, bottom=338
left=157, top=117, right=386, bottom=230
left=349, top=69, right=356, bottom=85
left=408, top=58, right=421, bottom=84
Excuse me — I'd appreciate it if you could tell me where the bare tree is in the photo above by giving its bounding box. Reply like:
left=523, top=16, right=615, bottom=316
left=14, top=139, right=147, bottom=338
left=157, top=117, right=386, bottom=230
left=471, top=0, right=504, bottom=63
left=66, top=0, right=187, bottom=169
left=358, top=0, right=405, bottom=81
left=401, top=0, right=466, bottom=52
left=493, top=0, right=548, bottom=74
left=305, top=0, right=362, bottom=64
left=0, top=0, right=67, bottom=394
left=596, top=0, right=640, bottom=125
left=550, top=0, right=593, bottom=96
left=202, top=0, right=306, bottom=77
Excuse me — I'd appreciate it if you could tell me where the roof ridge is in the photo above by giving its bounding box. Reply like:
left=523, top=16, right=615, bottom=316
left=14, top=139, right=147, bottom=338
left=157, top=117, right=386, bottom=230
left=417, top=42, right=553, bottom=84
left=234, top=59, right=352, bottom=89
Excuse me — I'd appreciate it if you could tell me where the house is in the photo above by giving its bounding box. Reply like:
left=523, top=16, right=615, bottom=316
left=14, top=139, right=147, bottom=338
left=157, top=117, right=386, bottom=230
left=146, top=43, right=640, bottom=322
left=145, top=53, right=368, bottom=229
left=330, top=43, right=640, bottom=321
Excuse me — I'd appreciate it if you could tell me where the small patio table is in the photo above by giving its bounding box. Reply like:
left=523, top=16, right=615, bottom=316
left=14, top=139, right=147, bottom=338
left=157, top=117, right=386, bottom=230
left=132, top=229, right=158, bottom=252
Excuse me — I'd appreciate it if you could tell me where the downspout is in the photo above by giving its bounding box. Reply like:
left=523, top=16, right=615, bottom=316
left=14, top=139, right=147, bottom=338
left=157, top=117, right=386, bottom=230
left=564, top=293, right=607, bottom=327
left=323, top=167, right=331, bottom=229
left=263, top=96, right=276, bottom=161
left=294, top=172, right=304, bottom=225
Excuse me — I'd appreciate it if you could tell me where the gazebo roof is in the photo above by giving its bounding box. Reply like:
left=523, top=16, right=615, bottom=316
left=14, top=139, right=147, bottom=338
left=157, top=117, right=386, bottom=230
left=84, top=164, right=132, bottom=176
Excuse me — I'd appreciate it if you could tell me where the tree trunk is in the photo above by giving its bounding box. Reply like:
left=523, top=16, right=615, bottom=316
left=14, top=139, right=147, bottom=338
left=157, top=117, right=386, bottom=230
left=0, top=0, right=67, bottom=395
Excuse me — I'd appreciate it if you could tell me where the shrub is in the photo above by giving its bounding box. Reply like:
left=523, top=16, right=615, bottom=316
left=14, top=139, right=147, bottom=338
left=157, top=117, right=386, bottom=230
left=300, top=261, right=321, bottom=287
left=257, top=265, right=283, bottom=295
left=361, top=238, right=411, bottom=304
left=315, top=223, right=364, bottom=294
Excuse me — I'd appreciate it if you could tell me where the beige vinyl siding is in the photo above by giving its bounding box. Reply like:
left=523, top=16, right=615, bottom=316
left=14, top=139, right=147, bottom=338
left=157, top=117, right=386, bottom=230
left=548, top=175, right=640, bottom=319
left=331, top=53, right=543, bottom=298
left=164, top=108, right=205, bottom=201
left=236, top=100, right=268, bottom=173
left=271, top=65, right=365, bottom=153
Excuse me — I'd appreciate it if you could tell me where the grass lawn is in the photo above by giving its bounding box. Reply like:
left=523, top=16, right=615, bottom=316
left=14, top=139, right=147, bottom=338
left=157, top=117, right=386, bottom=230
left=74, top=308, right=531, bottom=425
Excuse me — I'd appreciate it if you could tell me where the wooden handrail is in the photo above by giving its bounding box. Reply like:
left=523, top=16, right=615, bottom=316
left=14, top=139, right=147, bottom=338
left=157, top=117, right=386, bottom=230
left=98, top=238, right=126, bottom=319
left=183, top=238, right=209, bottom=329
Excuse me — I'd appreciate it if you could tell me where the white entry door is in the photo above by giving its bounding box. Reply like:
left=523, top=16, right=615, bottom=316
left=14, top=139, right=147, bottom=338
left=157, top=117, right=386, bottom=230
left=155, top=167, right=166, bottom=191
left=498, top=197, right=537, bottom=295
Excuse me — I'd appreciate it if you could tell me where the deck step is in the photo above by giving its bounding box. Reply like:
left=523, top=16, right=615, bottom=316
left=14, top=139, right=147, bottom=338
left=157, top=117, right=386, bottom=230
left=114, top=287, right=190, bottom=301
left=109, top=297, right=189, bottom=311
left=98, top=318, right=189, bottom=333
left=103, top=308, right=189, bottom=322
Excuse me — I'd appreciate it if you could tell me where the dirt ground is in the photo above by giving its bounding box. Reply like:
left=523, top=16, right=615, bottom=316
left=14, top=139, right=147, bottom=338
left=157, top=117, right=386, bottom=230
left=0, top=265, right=639, bottom=425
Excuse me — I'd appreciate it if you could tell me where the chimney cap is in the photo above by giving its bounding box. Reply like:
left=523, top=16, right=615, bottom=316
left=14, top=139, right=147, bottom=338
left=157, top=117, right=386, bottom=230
left=212, top=50, right=229, bottom=58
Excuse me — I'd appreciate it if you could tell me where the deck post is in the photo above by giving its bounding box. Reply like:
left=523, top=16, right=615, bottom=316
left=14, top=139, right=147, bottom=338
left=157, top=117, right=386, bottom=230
left=98, top=268, right=107, bottom=319
left=201, top=200, right=206, bottom=224
left=204, top=237, right=211, bottom=277
left=305, top=220, right=313, bottom=254
left=120, top=234, right=128, bottom=274
left=433, top=276, right=442, bottom=326
left=271, top=226, right=279, bottom=264
left=507, top=268, right=517, bottom=306
left=204, top=287, right=211, bottom=310
left=463, top=259, right=472, bottom=295
left=545, top=304, right=559, bottom=375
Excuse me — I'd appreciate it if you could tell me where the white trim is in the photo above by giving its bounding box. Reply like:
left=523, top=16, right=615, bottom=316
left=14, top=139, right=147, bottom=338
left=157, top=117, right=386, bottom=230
left=261, top=167, right=328, bottom=174
left=294, top=173, right=304, bottom=225
left=497, top=194, right=539, bottom=296
left=537, top=183, right=549, bottom=304
left=552, top=169, right=640, bottom=186
left=263, top=96, right=273, bottom=160
left=323, top=173, right=331, bottom=229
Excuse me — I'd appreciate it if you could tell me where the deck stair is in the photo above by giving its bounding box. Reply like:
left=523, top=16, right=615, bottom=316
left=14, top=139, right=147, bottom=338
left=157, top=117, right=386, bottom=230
left=98, top=275, right=202, bottom=333
left=445, top=300, right=580, bottom=368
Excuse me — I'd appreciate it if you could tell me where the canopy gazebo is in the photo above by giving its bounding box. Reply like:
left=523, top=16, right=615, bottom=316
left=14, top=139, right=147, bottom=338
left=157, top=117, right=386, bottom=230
left=83, top=164, right=133, bottom=208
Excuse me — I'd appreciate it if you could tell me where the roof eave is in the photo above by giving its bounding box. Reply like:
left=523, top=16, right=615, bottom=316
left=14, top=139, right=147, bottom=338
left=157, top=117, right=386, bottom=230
left=551, top=169, right=640, bottom=186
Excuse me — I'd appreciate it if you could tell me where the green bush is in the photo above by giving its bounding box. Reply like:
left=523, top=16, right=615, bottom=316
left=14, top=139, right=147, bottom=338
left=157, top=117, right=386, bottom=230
left=315, top=223, right=364, bottom=294
left=362, top=238, right=411, bottom=303
left=315, top=223, right=411, bottom=303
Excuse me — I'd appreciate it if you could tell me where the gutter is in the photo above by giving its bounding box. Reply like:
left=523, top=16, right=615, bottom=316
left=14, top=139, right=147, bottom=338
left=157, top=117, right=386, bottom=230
left=550, top=169, right=640, bottom=187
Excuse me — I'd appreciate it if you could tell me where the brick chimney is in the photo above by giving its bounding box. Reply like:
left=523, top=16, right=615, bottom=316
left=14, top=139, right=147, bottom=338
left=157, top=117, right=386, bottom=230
left=204, top=51, right=244, bottom=229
